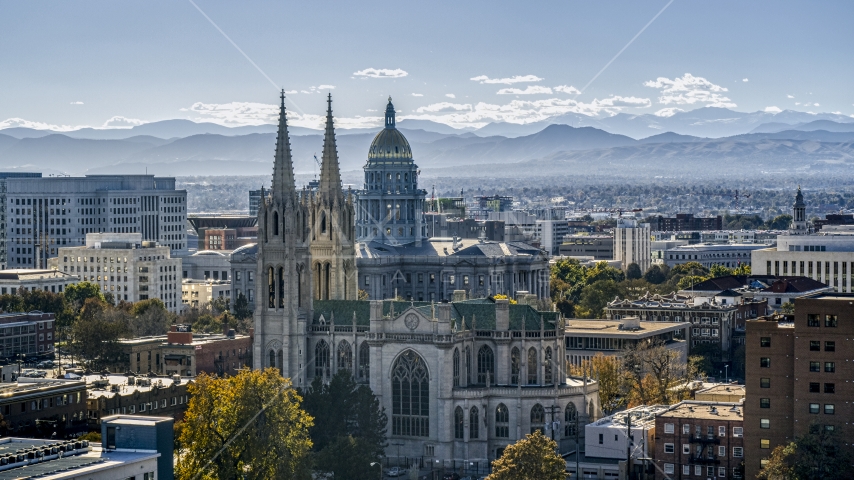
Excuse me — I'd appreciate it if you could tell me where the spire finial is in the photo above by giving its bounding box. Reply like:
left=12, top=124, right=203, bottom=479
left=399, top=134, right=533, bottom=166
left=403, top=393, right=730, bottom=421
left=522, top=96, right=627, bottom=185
left=384, top=96, right=396, bottom=129
left=318, top=94, right=342, bottom=197
left=271, top=90, right=297, bottom=202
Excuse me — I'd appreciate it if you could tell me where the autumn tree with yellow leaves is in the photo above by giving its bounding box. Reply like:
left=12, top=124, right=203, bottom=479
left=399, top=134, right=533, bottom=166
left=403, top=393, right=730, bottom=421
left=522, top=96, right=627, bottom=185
left=487, top=430, right=566, bottom=480
left=176, top=368, right=313, bottom=480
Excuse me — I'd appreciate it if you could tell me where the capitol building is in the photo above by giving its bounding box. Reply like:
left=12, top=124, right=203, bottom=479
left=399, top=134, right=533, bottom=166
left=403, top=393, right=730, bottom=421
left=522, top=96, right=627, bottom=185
left=253, top=92, right=598, bottom=464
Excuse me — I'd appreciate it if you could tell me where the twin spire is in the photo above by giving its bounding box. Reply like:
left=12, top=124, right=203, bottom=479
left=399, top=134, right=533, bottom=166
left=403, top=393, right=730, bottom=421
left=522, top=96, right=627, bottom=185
left=270, top=90, right=342, bottom=201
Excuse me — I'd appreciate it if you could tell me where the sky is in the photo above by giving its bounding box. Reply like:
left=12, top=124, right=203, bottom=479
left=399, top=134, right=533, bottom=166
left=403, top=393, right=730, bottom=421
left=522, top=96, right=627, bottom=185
left=0, top=0, right=852, bottom=131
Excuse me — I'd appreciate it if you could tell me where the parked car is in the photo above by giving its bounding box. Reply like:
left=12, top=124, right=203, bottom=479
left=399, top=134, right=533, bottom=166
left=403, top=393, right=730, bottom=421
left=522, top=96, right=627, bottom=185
left=36, top=361, right=53, bottom=368
left=386, top=467, right=407, bottom=477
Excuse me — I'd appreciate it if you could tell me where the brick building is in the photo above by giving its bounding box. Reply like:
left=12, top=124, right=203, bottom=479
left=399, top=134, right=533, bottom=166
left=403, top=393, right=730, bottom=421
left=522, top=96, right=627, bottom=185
left=744, top=293, right=854, bottom=478
left=0, top=311, right=56, bottom=361
left=654, top=400, right=744, bottom=479
left=118, top=325, right=253, bottom=377
left=85, top=373, right=191, bottom=429
left=0, top=378, right=88, bottom=437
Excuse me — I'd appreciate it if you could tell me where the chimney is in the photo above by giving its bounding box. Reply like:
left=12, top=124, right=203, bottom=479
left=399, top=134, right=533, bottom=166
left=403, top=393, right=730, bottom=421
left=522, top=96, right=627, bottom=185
left=515, top=290, right=529, bottom=304
left=167, top=324, right=193, bottom=345
left=453, top=290, right=466, bottom=302
left=495, top=298, right=510, bottom=330
left=437, top=302, right=451, bottom=334
left=369, top=300, right=384, bottom=333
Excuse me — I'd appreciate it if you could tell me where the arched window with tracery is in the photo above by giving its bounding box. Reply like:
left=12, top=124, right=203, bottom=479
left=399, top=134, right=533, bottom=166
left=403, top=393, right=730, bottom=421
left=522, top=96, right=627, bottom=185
left=469, top=406, right=479, bottom=439
left=495, top=404, right=509, bottom=438
left=358, top=342, right=370, bottom=381
left=544, top=347, right=553, bottom=385
left=268, top=350, right=276, bottom=369
left=453, top=348, right=460, bottom=387
left=511, top=347, right=520, bottom=385
left=477, top=345, right=494, bottom=385
left=315, top=340, right=330, bottom=379
left=465, top=347, right=471, bottom=384
left=530, top=404, right=545, bottom=434
left=454, top=406, right=464, bottom=439
left=564, top=403, right=578, bottom=438
left=278, top=267, right=285, bottom=309
left=337, top=340, right=352, bottom=372
left=277, top=350, right=283, bottom=375
left=391, top=350, right=429, bottom=437
left=273, top=211, right=279, bottom=236
left=527, top=347, right=538, bottom=385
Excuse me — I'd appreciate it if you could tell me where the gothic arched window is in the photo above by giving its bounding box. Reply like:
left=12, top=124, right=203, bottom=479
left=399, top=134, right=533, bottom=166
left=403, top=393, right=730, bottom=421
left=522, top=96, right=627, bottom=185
left=337, top=340, right=352, bottom=372
left=454, top=406, right=464, bottom=439
left=530, top=404, right=545, bottom=434
left=391, top=350, right=429, bottom=437
left=511, top=347, right=520, bottom=385
left=544, top=347, right=553, bottom=385
left=358, top=342, right=370, bottom=381
left=465, top=347, right=471, bottom=384
left=277, top=350, right=283, bottom=375
left=277, top=267, right=285, bottom=309
left=527, top=347, right=538, bottom=385
left=315, top=340, right=330, bottom=379
left=564, top=402, right=578, bottom=438
left=469, top=406, right=479, bottom=439
left=267, top=267, right=275, bottom=308
left=477, top=345, right=494, bottom=385
left=269, top=350, right=276, bottom=369
left=320, top=211, right=327, bottom=235
left=452, top=348, right=460, bottom=387
left=273, top=211, right=279, bottom=236
left=495, top=404, right=509, bottom=438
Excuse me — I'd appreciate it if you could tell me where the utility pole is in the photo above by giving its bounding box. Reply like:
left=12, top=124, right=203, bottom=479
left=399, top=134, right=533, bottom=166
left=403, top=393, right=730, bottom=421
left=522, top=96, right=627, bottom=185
left=544, top=405, right=560, bottom=441
left=575, top=411, right=580, bottom=479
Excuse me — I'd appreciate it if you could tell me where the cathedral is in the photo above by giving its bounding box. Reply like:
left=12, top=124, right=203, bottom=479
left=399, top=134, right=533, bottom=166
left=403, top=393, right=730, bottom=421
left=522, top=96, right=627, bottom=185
left=253, top=92, right=598, bottom=465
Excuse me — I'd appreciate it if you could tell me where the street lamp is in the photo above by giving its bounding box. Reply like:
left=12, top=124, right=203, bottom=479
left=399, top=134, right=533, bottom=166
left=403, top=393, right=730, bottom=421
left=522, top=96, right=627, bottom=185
left=370, top=462, right=382, bottom=480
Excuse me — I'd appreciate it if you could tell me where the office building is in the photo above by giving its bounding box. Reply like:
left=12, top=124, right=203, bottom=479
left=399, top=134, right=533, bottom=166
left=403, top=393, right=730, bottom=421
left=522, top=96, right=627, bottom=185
left=744, top=293, right=854, bottom=478
left=564, top=316, right=689, bottom=367
left=606, top=293, right=767, bottom=361
left=664, top=243, right=766, bottom=269
left=0, top=268, right=78, bottom=295
left=0, top=311, right=57, bottom=360
left=181, top=279, right=231, bottom=309
left=101, top=414, right=174, bottom=480
left=558, top=234, right=614, bottom=260
left=181, top=250, right=230, bottom=281
left=248, top=189, right=262, bottom=217
left=229, top=243, right=257, bottom=313
left=583, top=405, right=668, bottom=479
left=2, top=174, right=187, bottom=270
left=49, top=233, right=182, bottom=313
left=424, top=215, right=505, bottom=241
left=187, top=215, right=257, bottom=251
left=653, top=400, right=744, bottom=480
left=615, top=218, right=651, bottom=272
left=649, top=213, right=723, bottom=232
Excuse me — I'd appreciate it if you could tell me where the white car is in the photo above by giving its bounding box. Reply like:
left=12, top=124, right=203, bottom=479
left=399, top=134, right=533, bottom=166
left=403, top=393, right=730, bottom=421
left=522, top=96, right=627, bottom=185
left=385, top=467, right=407, bottom=477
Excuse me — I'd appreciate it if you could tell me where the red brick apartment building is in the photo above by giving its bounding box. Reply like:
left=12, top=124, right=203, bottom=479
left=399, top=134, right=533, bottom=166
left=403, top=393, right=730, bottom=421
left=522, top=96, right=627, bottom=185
left=654, top=400, right=744, bottom=480
left=745, top=293, right=854, bottom=478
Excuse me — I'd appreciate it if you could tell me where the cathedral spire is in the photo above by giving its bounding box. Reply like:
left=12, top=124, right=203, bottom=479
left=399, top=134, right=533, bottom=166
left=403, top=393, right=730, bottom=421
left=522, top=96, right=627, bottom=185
left=319, top=93, right=342, bottom=196
left=272, top=90, right=296, bottom=201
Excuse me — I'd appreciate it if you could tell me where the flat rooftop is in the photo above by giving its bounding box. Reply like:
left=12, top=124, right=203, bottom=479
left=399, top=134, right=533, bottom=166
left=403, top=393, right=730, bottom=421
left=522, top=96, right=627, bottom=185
left=86, top=374, right=191, bottom=399
left=696, top=384, right=745, bottom=398
left=588, top=405, right=670, bottom=429
left=659, top=400, right=744, bottom=421
left=0, top=379, right=84, bottom=397
left=565, top=320, right=687, bottom=336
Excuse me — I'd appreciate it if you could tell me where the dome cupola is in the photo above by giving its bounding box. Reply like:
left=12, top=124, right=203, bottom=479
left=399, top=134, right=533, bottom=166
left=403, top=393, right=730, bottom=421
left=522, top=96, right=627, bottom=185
left=368, top=97, right=412, bottom=161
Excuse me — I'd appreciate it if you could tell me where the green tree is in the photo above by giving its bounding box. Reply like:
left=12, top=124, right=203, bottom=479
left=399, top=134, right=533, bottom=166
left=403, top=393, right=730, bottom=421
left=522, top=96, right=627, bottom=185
left=487, top=430, right=566, bottom=480
left=301, top=371, right=387, bottom=480
left=125, top=298, right=171, bottom=337
left=766, top=214, right=793, bottom=230
left=625, top=263, right=642, bottom=280
left=64, top=282, right=105, bottom=312
left=780, top=302, right=795, bottom=314
left=70, top=298, right=128, bottom=370
left=176, top=369, right=313, bottom=480
left=233, top=292, right=252, bottom=320
left=642, top=265, right=667, bottom=284
left=709, top=264, right=734, bottom=278
left=576, top=280, right=625, bottom=318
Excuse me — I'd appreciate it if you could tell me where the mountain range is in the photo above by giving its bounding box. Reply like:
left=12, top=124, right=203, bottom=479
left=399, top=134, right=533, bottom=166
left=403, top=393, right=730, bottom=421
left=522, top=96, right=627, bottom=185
left=1, top=108, right=853, bottom=177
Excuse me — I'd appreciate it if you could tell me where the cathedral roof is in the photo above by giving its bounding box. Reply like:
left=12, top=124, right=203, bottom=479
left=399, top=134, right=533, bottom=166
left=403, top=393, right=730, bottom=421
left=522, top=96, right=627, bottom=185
left=311, top=298, right=558, bottom=331
left=357, top=238, right=544, bottom=259
left=368, top=97, right=413, bottom=162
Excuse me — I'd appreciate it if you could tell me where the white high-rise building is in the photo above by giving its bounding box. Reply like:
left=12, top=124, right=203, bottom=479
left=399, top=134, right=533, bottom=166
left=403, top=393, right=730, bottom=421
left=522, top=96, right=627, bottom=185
left=49, top=233, right=182, bottom=313
left=615, top=218, right=651, bottom=272
left=2, top=174, right=187, bottom=270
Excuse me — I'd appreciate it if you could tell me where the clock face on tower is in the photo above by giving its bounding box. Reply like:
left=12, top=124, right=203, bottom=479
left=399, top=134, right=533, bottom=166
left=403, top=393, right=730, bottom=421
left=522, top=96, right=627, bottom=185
left=404, top=313, right=420, bottom=331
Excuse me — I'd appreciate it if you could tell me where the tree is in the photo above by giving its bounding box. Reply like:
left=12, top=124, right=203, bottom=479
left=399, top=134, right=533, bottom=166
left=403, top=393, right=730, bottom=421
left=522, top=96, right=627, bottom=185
left=642, top=265, right=667, bottom=284
left=233, top=292, right=252, bottom=320
left=766, top=214, right=793, bottom=230
left=70, top=298, right=127, bottom=370
left=576, top=280, right=625, bottom=318
left=625, top=263, right=642, bottom=280
left=780, top=302, right=795, bottom=314
left=63, top=282, right=105, bottom=312
left=301, top=371, right=387, bottom=480
left=709, top=264, right=733, bottom=278
left=125, top=299, right=171, bottom=337
left=759, top=427, right=852, bottom=480
left=623, top=340, right=690, bottom=407
left=176, top=369, right=313, bottom=480
left=487, top=430, right=566, bottom=480
left=577, top=353, right=624, bottom=415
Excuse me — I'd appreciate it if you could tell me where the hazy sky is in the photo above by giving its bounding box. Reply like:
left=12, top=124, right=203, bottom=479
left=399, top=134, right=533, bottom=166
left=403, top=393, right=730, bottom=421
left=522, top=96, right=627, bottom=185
left=1, top=1, right=851, bottom=130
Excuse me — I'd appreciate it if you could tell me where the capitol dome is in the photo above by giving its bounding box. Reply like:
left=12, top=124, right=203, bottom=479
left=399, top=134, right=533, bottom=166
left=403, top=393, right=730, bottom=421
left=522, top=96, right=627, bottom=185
left=368, top=97, right=412, bottom=161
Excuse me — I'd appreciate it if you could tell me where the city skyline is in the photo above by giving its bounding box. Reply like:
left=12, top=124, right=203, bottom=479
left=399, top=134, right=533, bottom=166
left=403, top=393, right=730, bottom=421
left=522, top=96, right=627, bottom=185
left=1, top=1, right=852, bottom=131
